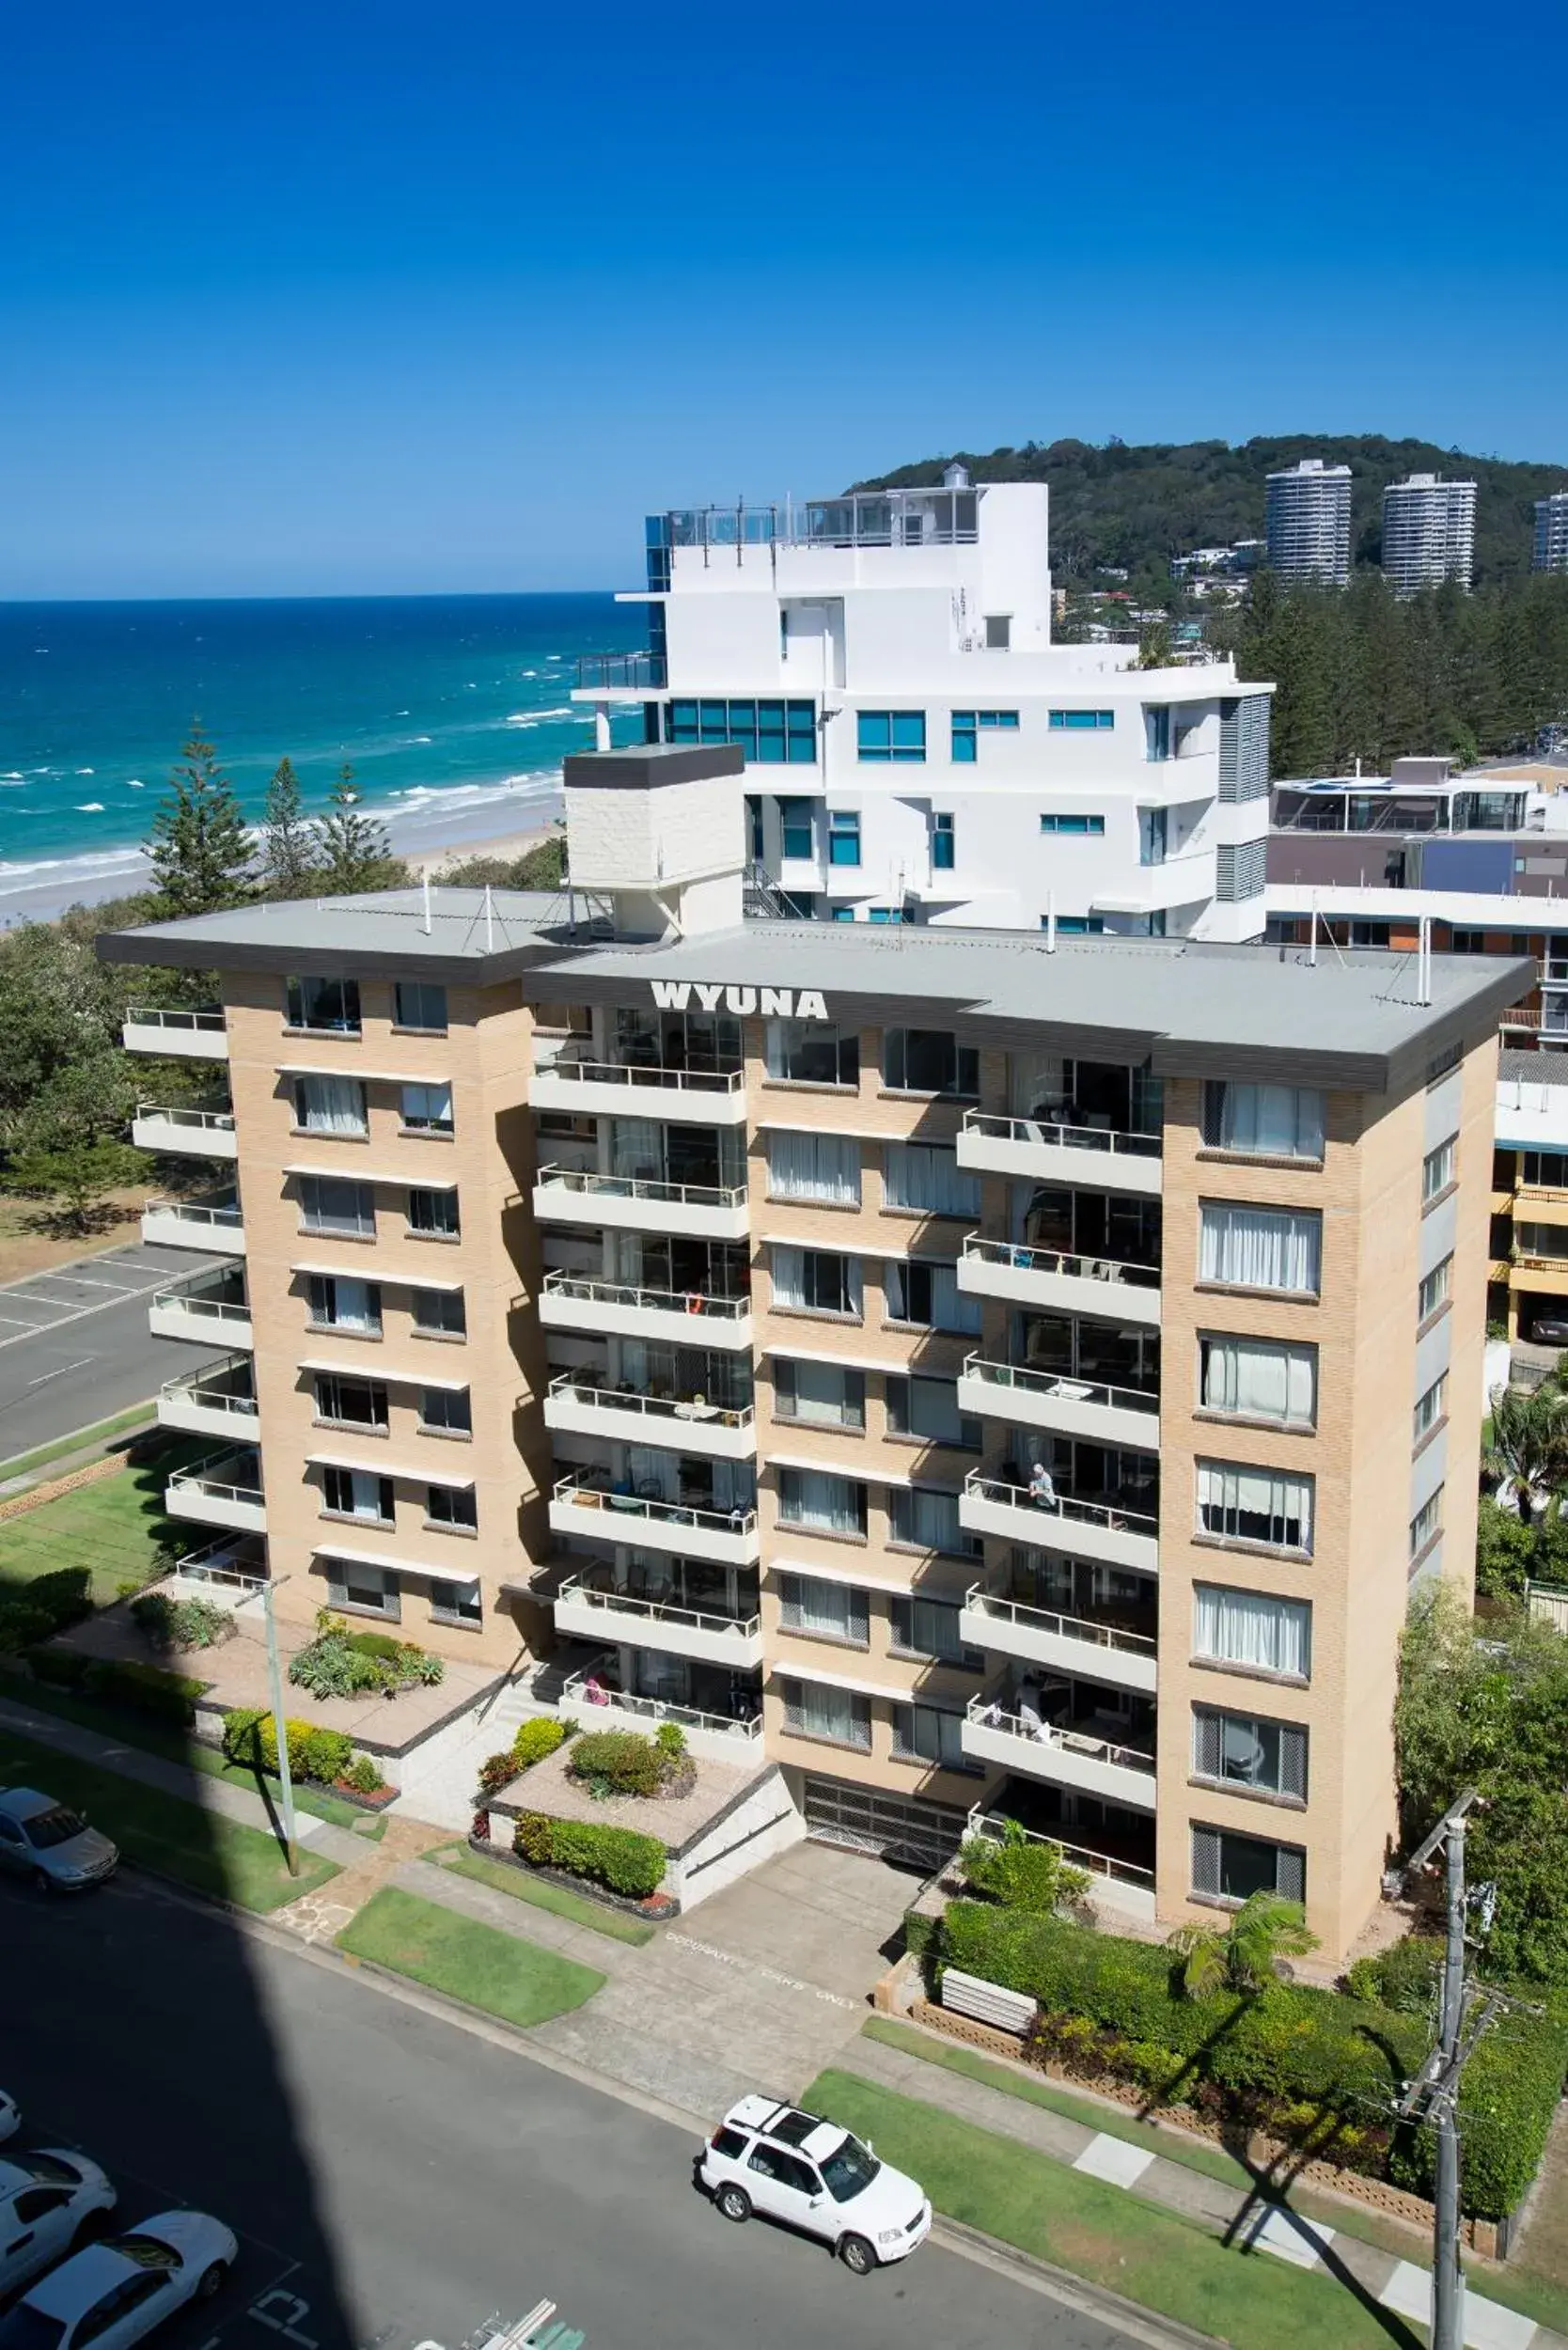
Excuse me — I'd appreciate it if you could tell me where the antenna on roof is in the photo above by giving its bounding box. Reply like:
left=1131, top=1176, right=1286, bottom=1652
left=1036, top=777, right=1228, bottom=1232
left=1309, top=891, right=1319, bottom=967
left=422, top=869, right=431, bottom=935
left=483, top=885, right=494, bottom=951
left=1045, top=891, right=1057, bottom=954
left=1418, top=914, right=1433, bottom=1006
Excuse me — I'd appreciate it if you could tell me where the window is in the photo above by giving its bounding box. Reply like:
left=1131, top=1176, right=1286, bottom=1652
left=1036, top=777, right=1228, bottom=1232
left=857, top=711, right=927, bottom=763
left=950, top=712, right=1019, bottom=762
left=413, top=1287, right=466, bottom=1337
left=1038, top=812, right=1105, bottom=836
left=1199, top=1336, right=1316, bottom=1429
left=407, top=1186, right=460, bottom=1237
left=666, top=697, right=816, bottom=764
left=1422, top=1136, right=1457, bottom=1204
left=1199, top=1204, right=1321, bottom=1295
left=1047, top=916, right=1104, bottom=934
left=1413, top=1373, right=1447, bottom=1445
left=420, top=1386, right=472, bottom=1435
left=1202, top=1083, right=1325, bottom=1161
left=888, top=1485, right=980, bottom=1559
left=401, top=1082, right=454, bottom=1136
left=313, top=1374, right=388, bottom=1431
left=1350, top=920, right=1390, bottom=948
left=393, top=980, right=447, bottom=1033
left=299, top=1176, right=375, bottom=1238
left=1450, top=929, right=1485, bottom=955
left=286, top=974, right=361, bottom=1033
left=1418, top=1255, right=1453, bottom=1324
left=1192, top=1708, right=1308, bottom=1802
left=932, top=812, right=955, bottom=869
left=1139, top=807, right=1168, bottom=867
left=776, top=1573, right=868, bottom=1645
left=322, top=1466, right=393, bottom=1524
left=292, top=1074, right=368, bottom=1136
left=1048, top=709, right=1114, bottom=730
left=766, top=1132, right=860, bottom=1205
left=776, top=1467, right=868, bottom=1538
left=1197, top=1461, right=1313, bottom=1554
left=891, top=1701, right=974, bottom=1771
left=1194, top=1585, right=1311, bottom=1679
left=881, top=1029, right=978, bottom=1096
left=765, top=1019, right=858, bottom=1087
left=890, top=1594, right=982, bottom=1667
left=827, top=810, right=861, bottom=866
left=771, top=1246, right=862, bottom=1318
left=983, top=614, right=1011, bottom=650
left=885, top=1373, right=980, bottom=1449
left=306, top=1275, right=381, bottom=1334
left=1148, top=706, right=1171, bottom=761
left=868, top=905, right=914, bottom=925
left=431, top=1575, right=481, bottom=1626
left=779, top=799, right=814, bottom=860
left=1524, top=1151, right=1568, bottom=1186
left=427, top=1481, right=478, bottom=1531
left=885, top=1259, right=981, bottom=1333
left=1410, top=1488, right=1443, bottom=1561
left=329, top=1559, right=400, bottom=1620
left=883, top=1142, right=980, bottom=1218
left=774, top=1359, right=865, bottom=1429
left=780, top=1678, right=870, bottom=1749
left=1191, top=1825, right=1305, bottom=1905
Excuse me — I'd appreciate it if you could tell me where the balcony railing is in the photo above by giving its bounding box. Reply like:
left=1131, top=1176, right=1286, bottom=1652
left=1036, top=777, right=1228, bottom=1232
left=557, top=1574, right=760, bottom=1643
left=964, top=1469, right=1157, bottom=1540
left=168, top=1461, right=264, bottom=1510
left=965, top=1807, right=1155, bottom=1892
left=964, top=1585, right=1156, bottom=1660
left=575, top=650, right=666, bottom=690
left=540, top=1269, right=750, bottom=1323
left=552, top=1475, right=758, bottom=1541
left=136, top=1103, right=236, bottom=1136
left=546, top=1373, right=754, bottom=1431
left=962, top=1354, right=1158, bottom=1421
left=162, top=1368, right=258, bottom=1423
left=962, top=1233, right=1160, bottom=1292
left=145, top=1196, right=243, bottom=1233
left=169, top=1536, right=268, bottom=1591
left=127, top=1007, right=227, bottom=1035
left=559, top=1667, right=763, bottom=1743
left=661, top=490, right=980, bottom=552
left=536, top=1055, right=745, bottom=1098
left=536, top=1166, right=747, bottom=1212
left=152, top=1285, right=252, bottom=1328
left=964, top=1109, right=1161, bottom=1161
left=966, top=1695, right=1156, bottom=1778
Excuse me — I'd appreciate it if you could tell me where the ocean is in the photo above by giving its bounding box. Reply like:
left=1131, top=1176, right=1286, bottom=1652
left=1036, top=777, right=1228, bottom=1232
left=0, top=592, right=643, bottom=920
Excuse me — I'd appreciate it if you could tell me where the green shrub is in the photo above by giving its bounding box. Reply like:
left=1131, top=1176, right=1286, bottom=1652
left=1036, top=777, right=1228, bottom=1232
left=26, top=1646, right=90, bottom=1691
left=345, top=1628, right=405, bottom=1663
left=128, top=1591, right=234, bottom=1651
left=513, top=1811, right=554, bottom=1866
left=903, top=1908, right=936, bottom=1960
left=654, top=1721, right=686, bottom=1760
left=288, top=1611, right=446, bottom=1700
left=512, top=1716, right=567, bottom=1768
left=477, top=1749, right=521, bottom=1796
left=511, top=1810, right=664, bottom=1898
left=342, top=1752, right=385, bottom=1794
left=0, top=1567, right=93, bottom=1653
left=568, top=1729, right=664, bottom=1798
left=960, top=1823, right=1091, bottom=1915
left=220, top=1708, right=353, bottom=1784
left=1345, top=1935, right=1443, bottom=2015
left=80, top=1658, right=202, bottom=1723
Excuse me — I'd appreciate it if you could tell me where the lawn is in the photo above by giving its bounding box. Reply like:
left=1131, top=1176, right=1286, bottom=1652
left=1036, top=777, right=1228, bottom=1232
left=0, top=1434, right=207, bottom=1606
left=338, top=1887, right=605, bottom=2027
left=0, top=1725, right=338, bottom=1914
left=803, top=2070, right=1418, bottom=2350
left=0, top=1405, right=158, bottom=1483
left=433, top=1843, right=654, bottom=1945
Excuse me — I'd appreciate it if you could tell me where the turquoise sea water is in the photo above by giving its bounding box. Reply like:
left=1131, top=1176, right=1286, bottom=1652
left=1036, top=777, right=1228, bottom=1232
left=0, top=592, right=641, bottom=916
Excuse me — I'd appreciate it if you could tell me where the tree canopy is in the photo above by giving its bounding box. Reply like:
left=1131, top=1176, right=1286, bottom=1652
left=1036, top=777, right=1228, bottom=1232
left=146, top=724, right=254, bottom=917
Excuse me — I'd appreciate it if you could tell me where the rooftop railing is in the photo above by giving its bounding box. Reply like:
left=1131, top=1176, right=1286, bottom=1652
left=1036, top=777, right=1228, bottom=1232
left=658, top=487, right=980, bottom=554
left=963, top=1108, right=1162, bottom=1160
left=145, top=1195, right=243, bottom=1230
left=964, top=1806, right=1155, bottom=1891
left=540, top=1269, right=750, bottom=1322
left=962, top=1353, right=1159, bottom=1419
left=546, top=1373, right=754, bottom=1431
left=962, top=1232, right=1161, bottom=1291
left=574, top=651, right=667, bottom=690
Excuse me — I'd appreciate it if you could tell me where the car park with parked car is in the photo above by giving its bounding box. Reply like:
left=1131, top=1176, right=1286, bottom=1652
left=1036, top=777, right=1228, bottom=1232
left=0, top=1793, right=118, bottom=1895
left=0, top=2151, right=116, bottom=2297
left=699, top=2095, right=931, bottom=2275
left=0, top=2211, right=237, bottom=2350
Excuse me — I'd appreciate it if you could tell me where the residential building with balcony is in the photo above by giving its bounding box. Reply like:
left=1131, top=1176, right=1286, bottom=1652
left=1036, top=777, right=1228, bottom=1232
left=1380, top=474, right=1476, bottom=596
left=101, top=741, right=1515, bottom=1962
left=1264, top=458, right=1353, bottom=586
left=1532, top=491, right=1568, bottom=575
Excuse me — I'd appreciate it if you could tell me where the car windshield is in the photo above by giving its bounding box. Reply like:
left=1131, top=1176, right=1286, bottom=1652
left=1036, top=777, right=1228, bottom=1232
left=819, top=2135, right=881, bottom=2202
left=101, top=2238, right=180, bottom=2269
left=22, top=1808, right=87, bottom=1851
left=0, top=2308, right=68, bottom=2350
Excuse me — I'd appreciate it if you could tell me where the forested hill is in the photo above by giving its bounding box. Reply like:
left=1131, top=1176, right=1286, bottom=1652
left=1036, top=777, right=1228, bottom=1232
left=851, top=435, right=1566, bottom=588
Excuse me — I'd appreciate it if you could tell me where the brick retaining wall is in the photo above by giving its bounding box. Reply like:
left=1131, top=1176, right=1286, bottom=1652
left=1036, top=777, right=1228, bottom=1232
left=0, top=1451, right=126, bottom=1525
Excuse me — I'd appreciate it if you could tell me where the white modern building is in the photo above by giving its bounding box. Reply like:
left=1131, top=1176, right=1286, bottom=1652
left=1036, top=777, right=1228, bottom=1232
left=1264, top=459, right=1353, bottom=586
left=1534, top=492, right=1568, bottom=575
left=1381, top=474, right=1477, bottom=595
left=573, top=472, right=1276, bottom=945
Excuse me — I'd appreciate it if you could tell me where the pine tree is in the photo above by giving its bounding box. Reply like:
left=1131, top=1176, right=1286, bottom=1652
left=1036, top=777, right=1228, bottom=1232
left=146, top=724, right=253, bottom=917
left=259, top=757, right=318, bottom=898
left=317, top=763, right=402, bottom=896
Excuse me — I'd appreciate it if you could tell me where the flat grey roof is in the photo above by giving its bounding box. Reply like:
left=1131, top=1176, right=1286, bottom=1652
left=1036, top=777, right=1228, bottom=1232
left=97, top=887, right=614, bottom=984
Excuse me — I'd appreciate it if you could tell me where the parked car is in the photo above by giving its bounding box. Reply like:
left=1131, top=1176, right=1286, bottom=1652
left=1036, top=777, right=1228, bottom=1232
left=0, top=2212, right=237, bottom=2350
left=0, top=1793, right=118, bottom=1894
left=0, top=2152, right=116, bottom=2296
left=0, top=2096, right=18, bottom=2145
left=1529, top=1316, right=1568, bottom=1345
left=699, top=2096, right=931, bottom=2275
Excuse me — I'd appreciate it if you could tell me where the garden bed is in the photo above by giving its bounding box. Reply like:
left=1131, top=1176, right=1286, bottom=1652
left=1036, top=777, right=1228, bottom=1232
left=466, top=1833, right=678, bottom=1919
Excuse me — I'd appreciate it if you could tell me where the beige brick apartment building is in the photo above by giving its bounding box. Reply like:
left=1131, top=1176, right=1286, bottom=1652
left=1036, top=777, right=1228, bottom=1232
left=104, top=745, right=1521, bottom=1962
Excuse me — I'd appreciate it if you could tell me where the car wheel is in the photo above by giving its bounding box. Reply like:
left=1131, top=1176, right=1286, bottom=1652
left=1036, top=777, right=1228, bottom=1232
left=714, top=2185, right=751, bottom=2224
left=196, top=2264, right=230, bottom=2300
left=839, top=2233, right=876, bottom=2276
left=73, top=2208, right=110, bottom=2245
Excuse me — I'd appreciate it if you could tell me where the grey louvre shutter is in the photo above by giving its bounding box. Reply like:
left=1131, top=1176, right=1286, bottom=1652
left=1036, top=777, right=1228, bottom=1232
left=1193, top=1709, right=1223, bottom=1780
left=1219, top=694, right=1272, bottom=803
left=780, top=1677, right=804, bottom=1730
left=1201, top=1082, right=1227, bottom=1146
left=778, top=1574, right=802, bottom=1630
left=1279, top=1723, right=1309, bottom=1801
left=1275, top=1842, right=1307, bottom=1902
left=1191, top=1825, right=1222, bottom=1896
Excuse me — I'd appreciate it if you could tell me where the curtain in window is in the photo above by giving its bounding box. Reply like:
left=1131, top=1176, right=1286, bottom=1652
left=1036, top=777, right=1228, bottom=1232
left=1210, top=1084, right=1324, bottom=1159
left=780, top=1359, right=860, bottom=1426
left=625, top=1446, right=676, bottom=1502
left=1193, top=1585, right=1310, bottom=1676
left=768, top=1131, right=860, bottom=1204
left=298, top=1075, right=367, bottom=1136
left=771, top=1247, right=808, bottom=1308
left=1010, top=1051, right=1067, bottom=1119
left=778, top=1467, right=863, bottom=1534
left=891, top=1487, right=964, bottom=1554
left=892, top=1703, right=966, bottom=1767
left=1199, top=1205, right=1320, bottom=1293
left=782, top=1679, right=870, bottom=1747
left=778, top=1574, right=868, bottom=1642
left=932, top=1262, right=981, bottom=1333
left=1200, top=1337, right=1315, bottom=1426
left=883, top=1143, right=981, bottom=1217
left=611, top=1120, right=664, bottom=1181
left=1197, top=1462, right=1312, bottom=1551
left=332, top=1277, right=379, bottom=1332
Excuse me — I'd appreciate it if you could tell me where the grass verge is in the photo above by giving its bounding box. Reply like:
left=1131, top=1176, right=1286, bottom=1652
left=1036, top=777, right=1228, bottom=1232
left=0, top=1405, right=157, bottom=1484
left=431, top=1844, right=654, bottom=1945
left=0, top=1434, right=206, bottom=1606
left=0, top=1725, right=338, bottom=1914
left=337, top=1886, right=604, bottom=2026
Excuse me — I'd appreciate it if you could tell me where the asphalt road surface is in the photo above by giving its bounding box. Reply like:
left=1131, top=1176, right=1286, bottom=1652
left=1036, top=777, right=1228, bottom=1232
left=2, top=1869, right=1152, bottom=2350
left=0, top=1240, right=226, bottom=1466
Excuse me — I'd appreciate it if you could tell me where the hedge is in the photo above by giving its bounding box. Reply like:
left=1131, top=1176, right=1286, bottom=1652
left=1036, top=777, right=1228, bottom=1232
left=513, top=1810, right=665, bottom=1900
left=933, top=1900, right=1568, bottom=2220
left=223, top=1707, right=354, bottom=1787
left=0, top=1567, right=94, bottom=1653
left=28, top=1645, right=203, bottom=1723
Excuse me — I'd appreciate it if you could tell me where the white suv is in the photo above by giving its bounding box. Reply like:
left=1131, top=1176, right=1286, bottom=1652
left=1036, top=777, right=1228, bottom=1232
left=698, top=2096, right=931, bottom=2276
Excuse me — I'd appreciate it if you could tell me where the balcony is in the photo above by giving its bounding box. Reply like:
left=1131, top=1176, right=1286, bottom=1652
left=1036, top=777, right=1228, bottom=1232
left=133, top=1102, right=238, bottom=1160
left=959, top=1585, right=1158, bottom=1696
left=961, top=1470, right=1159, bottom=1575
left=530, top=1052, right=748, bottom=1124
left=964, top=1807, right=1155, bottom=1923
left=557, top=1665, right=764, bottom=1763
left=165, top=1451, right=266, bottom=1535
left=957, top=1109, right=1162, bottom=1198
left=532, top=1166, right=749, bottom=1241
left=553, top=1575, right=764, bottom=1669
left=574, top=650, right=667, bottom=692
left=548, top=1474, right=760, bottom=1565
left=542, top=1373, right=757, bottom=1461
left=121, top=1008, right=228, bottom=1060
left=958, top=1233, right=1161, bottom=1328
left=140, top=1192, right=245, bottom=1257
left=962, top=1695, right=1157, bottom=1812
left=149, top=1275, right=253, bottom=1350
left=157, top=1356, right=259, bottom=1443
left=538, top=1269, right=754, bottom=1352
left=958, top=1353, right=1160, bottom=1452
left=167, top=1533, right=269, bottom=1591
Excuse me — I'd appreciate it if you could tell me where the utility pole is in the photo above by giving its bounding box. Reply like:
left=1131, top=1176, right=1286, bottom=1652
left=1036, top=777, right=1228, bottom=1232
left=239, top=1574, right=299, bottom=1878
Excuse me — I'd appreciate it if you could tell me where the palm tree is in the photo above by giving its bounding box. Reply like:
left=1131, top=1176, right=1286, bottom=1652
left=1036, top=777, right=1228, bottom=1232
left=1170, top=1891, right=1320, bottom=1998
left=1484, top=1381, right=1568, bottom=1530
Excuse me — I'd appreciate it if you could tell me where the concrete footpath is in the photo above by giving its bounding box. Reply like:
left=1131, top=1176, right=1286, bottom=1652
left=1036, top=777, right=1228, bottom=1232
left=841, top=2026, right=1564, bottom=2350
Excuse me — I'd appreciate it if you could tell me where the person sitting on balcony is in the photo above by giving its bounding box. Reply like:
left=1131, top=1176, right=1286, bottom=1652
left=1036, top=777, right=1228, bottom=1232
left=1027, top=1461, right=1058, bottom=1510
left=582, top=1673, right=610, bottom=1706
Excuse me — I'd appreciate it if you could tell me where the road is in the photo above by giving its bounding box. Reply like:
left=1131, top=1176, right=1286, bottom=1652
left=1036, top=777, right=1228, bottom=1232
left=2, top=1871, right=1147, bottom=2350
left=0, top=1240, right=226, bottom=1466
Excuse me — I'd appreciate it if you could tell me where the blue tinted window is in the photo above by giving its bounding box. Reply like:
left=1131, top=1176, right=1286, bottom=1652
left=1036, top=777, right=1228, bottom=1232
left=980, top=711, right=1019, bottom=730
left=951, top=713, right=977, bottom=762
left=859, top=711, right=925, bottom=763
left=665, top=697, right=815, bottom=763
left=1039, top=813, right=1105, bottom=836
left=1048, top=710, right=1115, bottom=730
left=1045, top=916, right=1105, bottom=934
left=933, top=814, right=954, bottom=870
left=829, top=811, right=861, bottom=867
left=832, top=906, right=857, bottom=923
left=780, top=800, right=813, bottom=860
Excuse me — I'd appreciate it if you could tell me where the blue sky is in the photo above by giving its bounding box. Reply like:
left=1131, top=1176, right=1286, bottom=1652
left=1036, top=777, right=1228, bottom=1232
left=3, top=0, right=1563, bottom=597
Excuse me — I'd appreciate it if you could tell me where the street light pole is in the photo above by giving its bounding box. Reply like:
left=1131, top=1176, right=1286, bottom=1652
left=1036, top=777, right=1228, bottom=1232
left=239, top=1574, right=299, bottom=1878
left=1399, top=1788, right=1482, bottom=2350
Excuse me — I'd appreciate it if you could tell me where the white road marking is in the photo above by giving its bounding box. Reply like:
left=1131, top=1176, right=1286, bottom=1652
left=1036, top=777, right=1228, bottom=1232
left=661, top=1931, right=860, bottom=2009
left=0, top=1267, right=200, bottom=1354
left=24, top=1356, right=95, bottom=1388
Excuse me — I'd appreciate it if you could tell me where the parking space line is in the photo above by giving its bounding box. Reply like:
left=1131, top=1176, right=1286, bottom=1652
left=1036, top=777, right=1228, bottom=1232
left=0, top=1270, right=183, bottom=1354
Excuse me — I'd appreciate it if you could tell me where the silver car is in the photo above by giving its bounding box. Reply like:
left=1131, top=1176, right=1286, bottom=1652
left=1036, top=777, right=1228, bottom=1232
left=0, top=1789, right=118, bottom=1893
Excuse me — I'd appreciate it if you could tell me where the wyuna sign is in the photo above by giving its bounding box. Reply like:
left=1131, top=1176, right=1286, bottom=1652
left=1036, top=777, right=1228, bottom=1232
left=651, top=981, right=828, bottom=1020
